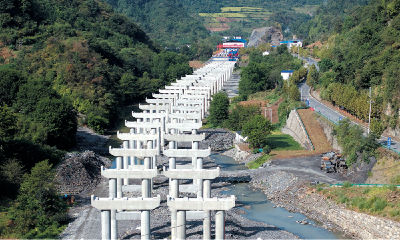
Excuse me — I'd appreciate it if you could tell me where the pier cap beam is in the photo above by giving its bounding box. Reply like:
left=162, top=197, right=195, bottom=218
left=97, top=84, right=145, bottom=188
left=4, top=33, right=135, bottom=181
left=165, top=122, right=202, bottom=132
left=117, top=131, right=159, bottom=141
left=109, top=146, right=158, bottom=157
left=164, top=134, right=205, bottom=142
left=162, top=167, right=220, bottom=179
left=125, top=120, right=161, bottom=129
left=91, top=195, right=160, bottom=210
left=101, top=166, right=157, bottom=179
left=163, top=148, right=211, bottom=158
left=167, top=196, right=235, bottom=211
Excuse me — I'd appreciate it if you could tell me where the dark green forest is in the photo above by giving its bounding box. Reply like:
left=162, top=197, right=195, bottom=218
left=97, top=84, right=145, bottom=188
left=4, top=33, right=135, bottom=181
left=0, top=0, right=194, bottom=236
left=102, top=0, right=211, bottom=47
left=300, top=0, right=400, bottom=131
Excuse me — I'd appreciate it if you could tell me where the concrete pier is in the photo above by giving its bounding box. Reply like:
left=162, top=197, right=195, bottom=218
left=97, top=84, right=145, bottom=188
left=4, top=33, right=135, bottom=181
left=215, top=211, right=225, bottom=240
left=92, top=59, right=236, bottom=240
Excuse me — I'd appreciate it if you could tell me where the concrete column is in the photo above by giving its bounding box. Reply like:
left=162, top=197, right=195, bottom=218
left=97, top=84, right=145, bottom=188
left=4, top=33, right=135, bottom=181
left=177, top=210, right=186, bottom=240
left=109, top=178, right=116, bottom=198
left=171, top=209, right=177, bottom=240
left=109, top=176, right=118, bottom=240
left=141, top=210, right=150, bottom=240
left=116, top=157, right=122, bottom=198
left=143, top=157, right=151, bottom=198
left=123, top=141, right=129, bottom=185
left=203, top=211, right=211, bottom=240
left=129, top=128, right=136, bottom=165
left=111, top=209, right=117, bottom=240
left=215, top=211, right=225, bottom=240
left=101, top=210, right=111, bottom=240
left=147, top=136, right=154, bottom=192
left=197, top=158, right=203, bottom=198
left=161, top=117, right=165, bottom=146
left=204, top=180, right=211, bottom=198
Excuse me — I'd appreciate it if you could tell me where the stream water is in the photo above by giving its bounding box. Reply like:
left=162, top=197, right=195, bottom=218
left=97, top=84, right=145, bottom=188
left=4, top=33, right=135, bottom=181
left=107, top=103, right=344, bottom=239
left=212, top=153, right=345, bottom=239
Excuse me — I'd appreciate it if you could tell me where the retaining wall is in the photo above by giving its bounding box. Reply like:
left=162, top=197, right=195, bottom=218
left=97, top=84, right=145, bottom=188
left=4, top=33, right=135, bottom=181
left=315, top=116, right=342, bottom=152
left=281, top=110, right=312, bottom=151
left=319, top=206, right=400, bottom=239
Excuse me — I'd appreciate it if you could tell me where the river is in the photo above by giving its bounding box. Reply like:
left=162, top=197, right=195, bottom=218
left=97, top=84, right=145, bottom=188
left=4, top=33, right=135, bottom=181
left=107, top=103, right=345, bottom=239
left=211, top=152, right=345, bottom=239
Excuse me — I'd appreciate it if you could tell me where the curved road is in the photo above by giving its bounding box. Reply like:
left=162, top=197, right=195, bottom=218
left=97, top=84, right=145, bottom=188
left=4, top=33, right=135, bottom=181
left=298, top=60, right=400, bottom=153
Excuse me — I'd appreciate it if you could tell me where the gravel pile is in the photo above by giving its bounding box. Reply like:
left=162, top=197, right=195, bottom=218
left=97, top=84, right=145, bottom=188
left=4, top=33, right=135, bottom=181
left=198, top=128, right=235, bottom=151
left=56, top=151, right=112, bottom=194
left=73, top=127, right=110, bottom=155
left=222, top=148, right=262, bottom=164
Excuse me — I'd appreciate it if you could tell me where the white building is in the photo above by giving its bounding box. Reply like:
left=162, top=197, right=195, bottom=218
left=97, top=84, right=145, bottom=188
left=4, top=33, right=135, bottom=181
left=281, top=70, right=294, bottom=80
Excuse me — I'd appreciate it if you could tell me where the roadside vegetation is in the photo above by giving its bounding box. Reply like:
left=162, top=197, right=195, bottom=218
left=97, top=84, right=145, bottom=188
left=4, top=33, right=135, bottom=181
left=319, top=184, right=400, bottom=221
left=333, top=118, right=380, bottom=166
left=299, top=0, right=400, bottom=134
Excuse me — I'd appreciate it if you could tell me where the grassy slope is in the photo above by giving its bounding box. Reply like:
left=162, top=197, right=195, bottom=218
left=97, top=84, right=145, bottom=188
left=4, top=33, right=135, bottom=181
left=319, top=184, right=400, bottom=221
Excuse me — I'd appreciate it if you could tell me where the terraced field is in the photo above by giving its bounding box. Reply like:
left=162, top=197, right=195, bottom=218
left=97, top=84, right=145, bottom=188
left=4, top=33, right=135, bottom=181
left=199, top=7, right=272, bottom=32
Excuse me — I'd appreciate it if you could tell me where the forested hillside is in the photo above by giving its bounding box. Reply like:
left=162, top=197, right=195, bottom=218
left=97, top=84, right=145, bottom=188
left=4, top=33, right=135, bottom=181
left=0, top=0, right=193, bottom=139
left=103, top=0, right=211, bottom=47
left=299, top=0, right=400, bottom=131
left=0, top=1, right=193, bottom=232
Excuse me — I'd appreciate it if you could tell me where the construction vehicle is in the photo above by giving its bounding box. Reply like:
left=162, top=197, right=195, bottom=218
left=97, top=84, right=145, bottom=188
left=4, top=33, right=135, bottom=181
left=320, top=151, right=348, bottom=173
left=320, top=159, right=335, bottom=173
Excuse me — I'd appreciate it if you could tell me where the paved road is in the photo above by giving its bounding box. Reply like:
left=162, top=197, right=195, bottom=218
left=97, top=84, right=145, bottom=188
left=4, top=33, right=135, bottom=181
left=298, top=76, right=400, bottom=153
left=292, top=54, right=319, bottom=71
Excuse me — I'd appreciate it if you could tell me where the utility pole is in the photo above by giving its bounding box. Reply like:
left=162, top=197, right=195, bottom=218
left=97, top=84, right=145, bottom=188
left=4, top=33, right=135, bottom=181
left=368, top=87, right=374, bottom=135
left=268, top=108, right=272, bottom=122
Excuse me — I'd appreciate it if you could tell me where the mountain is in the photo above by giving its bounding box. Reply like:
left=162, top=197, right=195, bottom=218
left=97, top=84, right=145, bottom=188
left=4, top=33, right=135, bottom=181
left=300, top=0, right=400, bottom=130
left=102, top=0, right=210, bottom=47
left=0, top=0, right=193, bottom=147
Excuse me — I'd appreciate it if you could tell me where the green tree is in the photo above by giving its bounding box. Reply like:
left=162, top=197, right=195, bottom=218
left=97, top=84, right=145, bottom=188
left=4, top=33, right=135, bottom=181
left=370, top=119, right=385, bottom=136
left=31, top=97, right=77, bottom=149
left=318, top=58, right=333, bottom=73
left=0, top=105, right=16, bottom=142
left=208, top=92, right=229, bottom=127
left=0, top=69, right=26, bottom=106
left=225, top=104, right=261, bottom=131
left=242, top=115, right=273, bottom=148
left=6, top=160, right=68, bottom=238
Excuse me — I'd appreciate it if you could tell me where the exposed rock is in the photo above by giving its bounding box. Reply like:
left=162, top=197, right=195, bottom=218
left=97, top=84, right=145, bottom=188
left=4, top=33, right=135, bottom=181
left=248, top=27, right=283, bottom=48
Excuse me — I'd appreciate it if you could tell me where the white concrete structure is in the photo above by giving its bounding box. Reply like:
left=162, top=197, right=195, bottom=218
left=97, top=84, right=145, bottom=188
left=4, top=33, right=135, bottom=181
left=92, top=59, right=237, bottom=240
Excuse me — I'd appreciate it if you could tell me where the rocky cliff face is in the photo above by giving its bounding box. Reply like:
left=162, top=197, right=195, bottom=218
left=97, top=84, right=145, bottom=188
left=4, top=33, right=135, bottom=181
left=248, top=27, right=283, bottom=48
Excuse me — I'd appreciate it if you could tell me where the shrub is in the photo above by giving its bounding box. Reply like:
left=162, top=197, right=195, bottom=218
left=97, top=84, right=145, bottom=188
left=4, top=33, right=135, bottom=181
left=391, top=175, right=400, bottom=184
left=262, top=145, right=272, bottom=154
left=338, top=195, right=349, bottom=203
left=367, top=171, right=373, bottom=177
left=251, top=148, right=259, bottom=154
left=388, top=185, right=398, bottom=191
left=363, top=188, right=371, bottom=194
left=317, top=186, right=323, bottom=192
left=372, top=198, right=387, bottom=212
left=389, top=209, right=400, bottom=217
left=343, top=181, right=352, bottom=188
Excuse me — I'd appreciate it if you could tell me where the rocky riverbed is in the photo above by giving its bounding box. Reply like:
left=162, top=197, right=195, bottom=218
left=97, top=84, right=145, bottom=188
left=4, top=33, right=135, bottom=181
left=60, top=127, right=358, bottom=239
left=248, top=170, right=356, bottom=239
left=222, top=147, right=262, bottom=164
left=60, top=167, right=299, bottom=239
